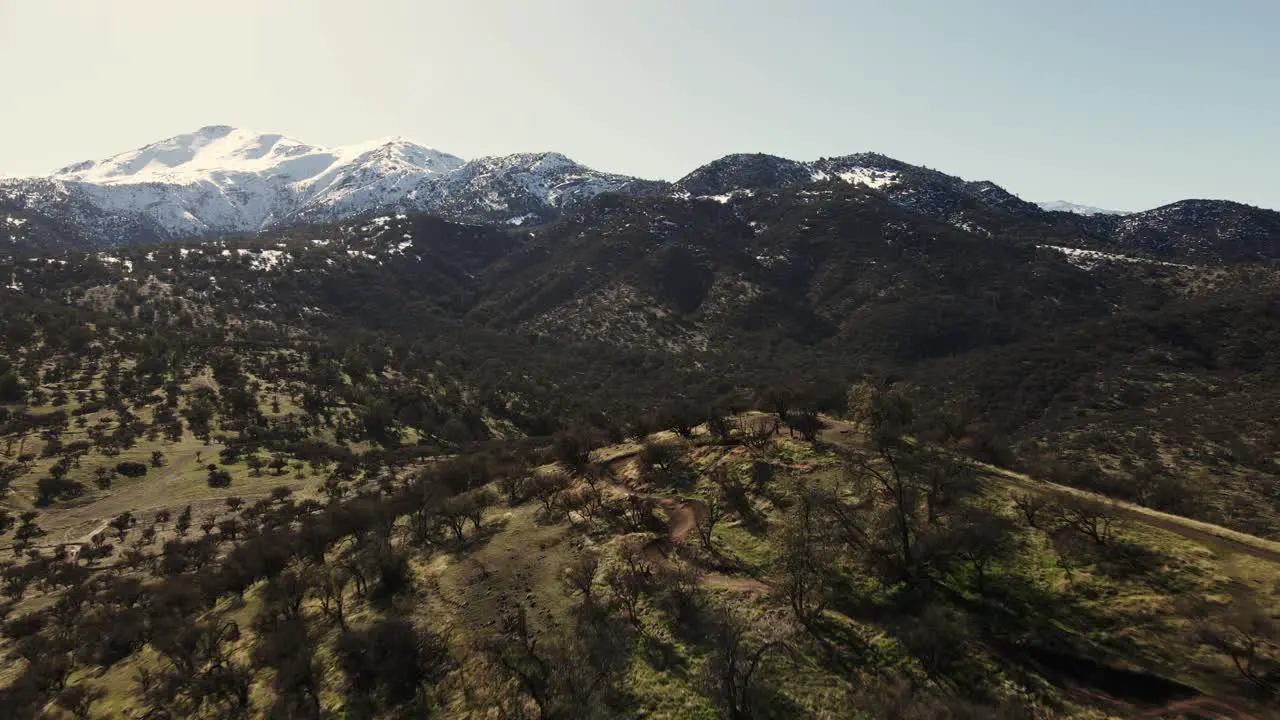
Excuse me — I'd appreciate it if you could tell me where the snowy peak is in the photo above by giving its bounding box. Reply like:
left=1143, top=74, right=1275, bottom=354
left=7, top=126, right=506, bottom=238
left=1038, top=200, right=1128, bottom=217
left=54, top=126, right=315, bottom=184
left=51, top=126, right=463, bottom=187
left=7, top=125, right=660, bottom=239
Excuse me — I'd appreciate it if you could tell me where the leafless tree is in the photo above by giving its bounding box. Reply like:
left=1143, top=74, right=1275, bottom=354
left=563, top=549, right=600, bottom=606
left=700, top=606, right=794, bottom=719
left=1191, top=593, right=1280, bottom=696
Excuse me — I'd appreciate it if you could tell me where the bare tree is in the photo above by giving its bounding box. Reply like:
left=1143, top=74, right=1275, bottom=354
left=1056, top=496, right=1120, bottom=546
left=701, top=607, right=794, bottom=720
left=1011, top=492, right=1051, bottom=529
left=696, top=496, right=726, bottom=551
left=943, top=507, right=1019, bottom=594
left=837, top=383, right=980, bottom=581
left=777, top=488, right=829, bottom=624
left=532, top=470, right=572, bottom=519
left=484, top=605, right=631, bottom=719
left=563, top=549, right=600, bottom=606
left=1191, top=593, right=1279, bottom=696
left=312, top=567, right=350, bottom=630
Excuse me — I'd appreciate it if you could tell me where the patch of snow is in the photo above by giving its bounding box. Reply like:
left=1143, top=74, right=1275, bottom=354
left=951, top=219, right=992, bottom=237
left=836, top=168, right=899, bottom=189
left=97, top=255, right=135, bottom=272
left=697, top=189, right=755, bottom=204
left=811, top=167, right=900, bottom=189
left=1040, top=245, right=1190, bottom=269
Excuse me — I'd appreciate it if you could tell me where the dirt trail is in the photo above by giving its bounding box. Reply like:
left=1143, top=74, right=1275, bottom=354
left=652, top=499, right=769, bottom=593
left=661, top=498, right=697, bottom=544
left=71, top=518, right=112, bottom=546
left=597, top=463, right=768, bottom=593
left=820, top=418, right=1280, bottom=566
left=1140, top=697, right=1269, bottom=720
left=985, top=463, right=1280, bottom=565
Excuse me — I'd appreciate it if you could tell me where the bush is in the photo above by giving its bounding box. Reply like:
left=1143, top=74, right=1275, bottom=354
left=37, top=477, right=85, bottom=505
left=115, top=461, right=148, bottom=478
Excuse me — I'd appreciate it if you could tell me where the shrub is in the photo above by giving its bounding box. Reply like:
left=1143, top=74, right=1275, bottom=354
left=115, top=461, right=148, bottom=478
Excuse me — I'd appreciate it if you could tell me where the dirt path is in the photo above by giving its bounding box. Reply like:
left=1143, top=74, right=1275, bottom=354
left=1140, top=697, right=1269, bottom=720
left=595, top=464, right=769, bottom=594
left=983, top=463, right=1280, bottom=565
left=651, top=497, right=769, bottom=591
left=70, top=518, right=112, bottom=546
left=820, top=418, right=1280, bottom=566
left=661, top=498, right=697, bottom=544
left=605, top=420, right=1280, bottom=566
left=1141, top=696, right=1269, bottom=717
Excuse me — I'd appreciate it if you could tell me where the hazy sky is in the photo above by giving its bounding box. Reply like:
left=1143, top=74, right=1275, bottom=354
left=1, top=0, right=1277, bottom=210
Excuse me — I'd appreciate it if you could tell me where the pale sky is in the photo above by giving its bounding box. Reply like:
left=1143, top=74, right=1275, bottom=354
left=1, top=0, right=1277, bottom=210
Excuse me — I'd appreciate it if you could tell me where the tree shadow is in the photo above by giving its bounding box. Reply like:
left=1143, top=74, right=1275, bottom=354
left=1090, top=540, right=1202, bottom=595
left=801, top=612, right=885, bottom=678
left=639, top=632, right=690, bottom=675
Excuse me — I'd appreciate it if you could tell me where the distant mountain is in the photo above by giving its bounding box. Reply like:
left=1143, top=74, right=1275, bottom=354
left=4, top=128, right=1277, bottom=266
left=672, top=153, right=813, bottom=197
left=673, top=151, right=1045, bottom=235
left=0, top=126, right=649, bottom=244
left=393, top=152, right=668, bottom=228
left=1109, top=199, right=1280, bottom=262
left=1038, top=200, right=1128, bottom=216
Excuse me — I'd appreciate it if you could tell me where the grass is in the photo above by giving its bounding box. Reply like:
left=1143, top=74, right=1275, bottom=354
left=428, top=501, right=578, bottom=638
left=2, top=428, right=311, bottom=553
left=7, top=414, right=1280, bottom=718
left=0, top=387, right=330, bottom=566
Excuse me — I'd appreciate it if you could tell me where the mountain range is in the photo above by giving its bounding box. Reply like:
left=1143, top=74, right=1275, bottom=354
left=4, top=126, right=1278, bottom=262
left=5, top=123, right=1280, bottom=720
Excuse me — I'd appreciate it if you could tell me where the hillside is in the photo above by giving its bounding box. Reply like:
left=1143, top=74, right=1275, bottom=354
left=1, top=357, right=1277, bottom=719
left=2, top=143, right=1279, bottom=718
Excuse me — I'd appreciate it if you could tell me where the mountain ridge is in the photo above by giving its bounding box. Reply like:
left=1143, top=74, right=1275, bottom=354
left=0, top=126, right=649, bottom=241
left=4, top=126, right=1279, bottom=265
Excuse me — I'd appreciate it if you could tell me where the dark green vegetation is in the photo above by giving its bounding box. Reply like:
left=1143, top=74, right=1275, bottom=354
left=1, top=173, right=1278, bottom=718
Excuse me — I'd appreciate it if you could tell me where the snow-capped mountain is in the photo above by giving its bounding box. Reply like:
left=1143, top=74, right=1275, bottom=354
left=1038, top=200, right=1128, bottom=216
left=371, top=152, right=665, bottom=228
left=0, top=126, right=648, bottom=244
left=6, top=127, right=1275, bottom=265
